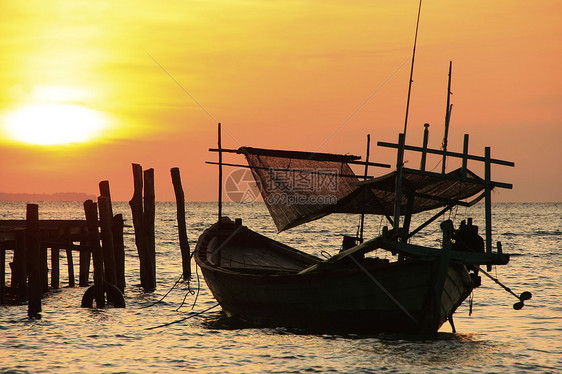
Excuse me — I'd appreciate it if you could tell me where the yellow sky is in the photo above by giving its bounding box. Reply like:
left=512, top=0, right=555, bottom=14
left=0, top=0, right=561, bottom=202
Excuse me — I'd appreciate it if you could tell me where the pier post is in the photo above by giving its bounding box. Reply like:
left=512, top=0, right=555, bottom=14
left=171, top=167, right=191, bottom=279
left=26, top=204, right=41, bottom=318
left=51, top=247, right=60, bottom=289
left=13, top=231, right=26, bottom=300
left=143, top=168, right=156, bottom=291
left=129, top=163, right=147, bottom=289
left=84, top=200, right=105, bottom=307
left=112, top=214, right=125, bottom=293
left=40, top=244, right=48, bottom=293
left=79, top=234, right=90, bottom=287
left=98, top=196, right=117, bottom=287
left=66, top=248, right=75, bottom=287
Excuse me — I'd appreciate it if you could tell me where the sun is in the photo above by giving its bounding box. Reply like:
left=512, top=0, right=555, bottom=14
left=4, top=103, right=107, bottom=146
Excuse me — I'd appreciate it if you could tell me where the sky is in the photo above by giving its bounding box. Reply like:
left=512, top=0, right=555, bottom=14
left=0, top=0, right=560, bottom=203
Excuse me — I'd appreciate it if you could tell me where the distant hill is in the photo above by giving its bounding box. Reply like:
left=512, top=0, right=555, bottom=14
left=0, top=192, right=96, bottom=202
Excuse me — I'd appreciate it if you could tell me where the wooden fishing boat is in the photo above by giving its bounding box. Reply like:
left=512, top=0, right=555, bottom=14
left=195, top=129, right=516, bottom=333
left=195, top=4, right=527, bottom=332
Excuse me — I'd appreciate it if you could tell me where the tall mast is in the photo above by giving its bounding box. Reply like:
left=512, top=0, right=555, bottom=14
left=403, top=0, right=423, bottom=140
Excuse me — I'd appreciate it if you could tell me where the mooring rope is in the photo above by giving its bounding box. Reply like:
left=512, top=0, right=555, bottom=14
left=139, top=273, right=184, bottom=309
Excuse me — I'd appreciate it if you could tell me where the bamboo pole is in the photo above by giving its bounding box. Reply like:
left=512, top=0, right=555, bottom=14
left=171, top=167, right=191, bottom=280
left=403, top=0, right=423, bottom=139
left=484, top=147, right=493, bottom=271
left=359, top=134, right=370, bottom=242
left=26, top=204, right=41, bottom=318
left=442, top=61, right=453, bottom=174
left=420, top=123, right=429, bottom=171
left=393, top=133, right=406, bottom=230
left=461, top=134, right=469, bottom=177
left=217, top=123, right=223, bottom=257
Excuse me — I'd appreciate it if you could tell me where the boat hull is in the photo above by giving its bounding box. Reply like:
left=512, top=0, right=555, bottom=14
left=195, top=219, right=474, bottom=333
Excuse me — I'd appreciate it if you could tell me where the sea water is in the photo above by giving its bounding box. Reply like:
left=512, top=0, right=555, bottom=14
left=0, top=201, right=560, bottom=373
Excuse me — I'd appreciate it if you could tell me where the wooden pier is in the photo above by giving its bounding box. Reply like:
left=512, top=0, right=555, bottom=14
left=0, top=189, right=126, bottom=315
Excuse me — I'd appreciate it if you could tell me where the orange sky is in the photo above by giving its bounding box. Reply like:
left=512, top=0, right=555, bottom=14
left=0, top=0, right=561, bottom=202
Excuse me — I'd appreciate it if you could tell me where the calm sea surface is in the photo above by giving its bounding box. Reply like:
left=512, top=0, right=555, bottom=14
left=1, top=201, right=560, bottom=373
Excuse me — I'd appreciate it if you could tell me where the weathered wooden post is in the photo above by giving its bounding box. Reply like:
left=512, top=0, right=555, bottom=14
left=26, top=204, right=41, bottom=318
left=50, top=247, right=60, bottom=289
left=98, top=196, right=117, bottom=287
left=79, top=233, right=90, bottom=287
left=129, top=163, right=147, bottom=289
left=83, top=200, right=105, bottom=307
left=40, top=244, right=48, bottom=293
left=171, top=167, right=191, bottom=279
left=112, top=214, right=125, bottom=293
left=13, top=230, right=26, bottom=300
left=66, top=248, right=75, bottom=287
left=100, top=180, right=124, bottom=292
left=143, top=168, right=156, bottom=291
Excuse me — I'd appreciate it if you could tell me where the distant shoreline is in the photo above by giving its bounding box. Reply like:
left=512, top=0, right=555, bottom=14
left=0, top=192, right=96, bottom=202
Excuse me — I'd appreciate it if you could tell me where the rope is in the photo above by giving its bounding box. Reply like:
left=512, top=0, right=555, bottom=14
left=139, top=273, right=184, bottom=309
left=145, top=301, right=222, bottom=331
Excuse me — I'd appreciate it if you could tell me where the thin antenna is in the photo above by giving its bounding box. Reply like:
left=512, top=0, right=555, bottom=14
left=403, top=0, right=423, bottom=139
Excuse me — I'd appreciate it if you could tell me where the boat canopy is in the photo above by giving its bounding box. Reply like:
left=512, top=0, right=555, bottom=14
left=239, top=147, right=487, bottom=232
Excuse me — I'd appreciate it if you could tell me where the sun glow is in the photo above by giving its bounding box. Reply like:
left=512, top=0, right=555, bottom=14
left=4, top=103, right=107, bottom=145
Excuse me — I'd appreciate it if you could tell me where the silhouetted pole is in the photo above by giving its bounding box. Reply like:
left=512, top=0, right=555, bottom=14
left=26, top=204, right=41, bottom=318
left=359, top=134, right=370, bottom=242
left=100, top=180, right=124, bottom=291
left=79, top=233, right=90, bottom=287
left=51, top=247, right=60, bottom=289
left=442, top=61, right=453, bottom=174
left=403, top=0, right=423, bottom=140
left=171, top=167, right=191, bottom=279
left=112, top=214, right=126, bottom=293
left=66, top=248, right=75, bottom=287
left=98, top=196, right=117, bottom=287
left=39, top=243, right=48, bottom=293
left=129, top=163, right=146, bottom=288
left=143, top=168, right=156, bottom=291
left=84, top=200, right=105, bottom=307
